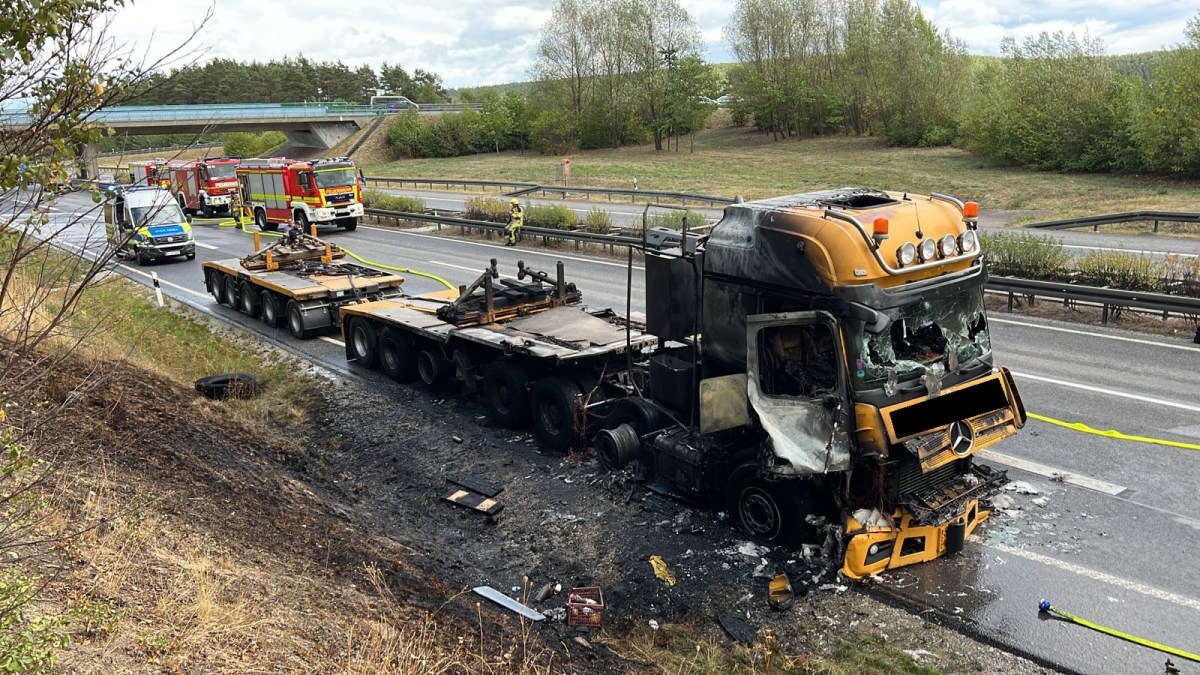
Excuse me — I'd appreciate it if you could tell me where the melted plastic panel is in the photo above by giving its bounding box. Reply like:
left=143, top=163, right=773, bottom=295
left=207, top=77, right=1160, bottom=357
left=849, top=288, right=990, bottom=395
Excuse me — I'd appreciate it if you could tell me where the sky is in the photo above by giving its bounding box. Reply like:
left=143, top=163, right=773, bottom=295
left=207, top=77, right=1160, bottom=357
left=108, top=0, right=1198, bottom=89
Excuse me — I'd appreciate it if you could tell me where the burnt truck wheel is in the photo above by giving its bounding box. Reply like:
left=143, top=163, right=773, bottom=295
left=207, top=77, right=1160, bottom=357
left=596, top=423, right=640, bottom=471
left=415, top=347, right=450, bottom=386
left=261, top=291, right=283, bottom=327
left=727, top=463, right=820, bottom=545
left=286, top=300, right=314, bottom=340
left=195, top=373, right=263, bottom=400
left=530, top=376, right=584, bottom=452
left=239, top=281, right=261, bottom=317
left=483, top=361, right=531, bottom=428
left=348, top=318, right=379, bottom=369
left=378, top=329, right=416, bottom=382
left=219, top=274, right=238, bottom=307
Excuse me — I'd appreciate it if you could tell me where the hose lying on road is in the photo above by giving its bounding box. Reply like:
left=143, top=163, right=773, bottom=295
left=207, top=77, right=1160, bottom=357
left=204, top=217, right=457, bottom=291
left=1029, top=413, right=1200, bottom=452
left=1039, top=599, right=1200, bottom=663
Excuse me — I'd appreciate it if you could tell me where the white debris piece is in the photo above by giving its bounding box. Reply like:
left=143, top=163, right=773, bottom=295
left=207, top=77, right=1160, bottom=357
left=903, top=649, right=935, bottom=662
left=818, top=583, right=848, bottom=593
left=648, top=619, right=660, bottom=630
left=1005, top=481, right=1040, bottom=495
left=990, top=494, right=1017, bottom=510
left=1031, top=497, right=1050, bottom=507
left=737, top=542, right=770, bottom=558
left=851, top=508, right=891, bottom=528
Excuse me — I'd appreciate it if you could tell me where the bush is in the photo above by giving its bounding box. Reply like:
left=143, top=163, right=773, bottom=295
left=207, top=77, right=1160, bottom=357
left=223, top=131, right=286, bottom=158
left=981, top=232, right=1071, bottom=280
left=463, top=197, right=511, bottom=223
left=645, top=210, right=707, bottom=231
left=1075, top=250, right=1162, bottom=291
left=1162, top=254, right=1200, bottom=297
left=386, top=110, right=428, bottom=157
left=526, top=204, right=577, bottom=230
left=583, top=209, right=611, bottom=234
left=362, top=189, right=425, bottom=213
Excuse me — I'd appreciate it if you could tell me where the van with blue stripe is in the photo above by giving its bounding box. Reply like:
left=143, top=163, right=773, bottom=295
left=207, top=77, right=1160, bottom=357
left=104, top=186, right=196, bottom=265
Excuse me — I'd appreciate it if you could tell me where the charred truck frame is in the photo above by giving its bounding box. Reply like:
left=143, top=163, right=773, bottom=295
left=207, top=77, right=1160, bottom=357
left=339, top=188, right=1026, bottom=578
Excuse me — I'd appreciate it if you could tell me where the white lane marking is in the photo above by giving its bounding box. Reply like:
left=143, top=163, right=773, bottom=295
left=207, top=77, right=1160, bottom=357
left=194, top=241, right=219, bottom=250
left=358, top=224, right=645, bottom=270
left=55, top=240, right=213, bottom=302
left=990, top=317, right=1200, bottom=353
left=1062, top=243, right=1196, bottom=258
left=977, top=450, right=1127, bottom=496
left=1009, top=371, right=1200, bottom=414
left=973, top=537, right=1200, bottom=614
left=319, top=336, right=345, bottom=346
left=425, top=259, right=519, bottom=279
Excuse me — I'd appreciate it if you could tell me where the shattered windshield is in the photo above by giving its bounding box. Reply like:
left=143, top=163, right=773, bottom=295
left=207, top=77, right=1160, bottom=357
left=847, top=287, right=990, bottom=392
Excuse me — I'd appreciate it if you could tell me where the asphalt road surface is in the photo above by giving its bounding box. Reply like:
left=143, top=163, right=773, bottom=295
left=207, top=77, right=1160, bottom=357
left=29, top=189, right=1200, bottom=674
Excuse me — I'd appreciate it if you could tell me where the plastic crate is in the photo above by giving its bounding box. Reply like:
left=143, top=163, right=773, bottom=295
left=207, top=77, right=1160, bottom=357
left=566, top=587, right=605, bottom=627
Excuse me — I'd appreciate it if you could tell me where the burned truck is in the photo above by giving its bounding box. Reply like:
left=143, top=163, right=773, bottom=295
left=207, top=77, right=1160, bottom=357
left=341, top=188, right=1025, bottom=578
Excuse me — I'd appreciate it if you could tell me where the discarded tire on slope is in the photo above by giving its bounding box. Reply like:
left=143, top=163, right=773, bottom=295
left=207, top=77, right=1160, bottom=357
left=195, top=373, right=263, bottom=401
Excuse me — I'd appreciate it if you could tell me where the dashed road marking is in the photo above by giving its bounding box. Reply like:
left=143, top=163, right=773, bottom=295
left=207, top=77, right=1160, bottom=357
left=358, top=224, right=645, bottom=270
left=319, top=336, right=345, bottom=347
left=194, top=241, right=219, bottom=250
left=977, top=449, right=1127, bottom=495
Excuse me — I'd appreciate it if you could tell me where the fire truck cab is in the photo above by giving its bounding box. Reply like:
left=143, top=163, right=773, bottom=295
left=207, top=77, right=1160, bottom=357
left=237, top=157, right=364, bottom=233
left=129, top=160, right=171, bottom=189
left=170, top=157, right=240, bottom=217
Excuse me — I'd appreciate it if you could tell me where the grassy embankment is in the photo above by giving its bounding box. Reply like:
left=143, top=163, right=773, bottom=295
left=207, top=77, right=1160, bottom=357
left=367, top=114, right=1200, bottom=228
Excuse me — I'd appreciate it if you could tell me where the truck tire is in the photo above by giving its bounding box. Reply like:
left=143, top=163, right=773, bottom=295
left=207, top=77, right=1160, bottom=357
left=286, top=300, right=314, bottom=339
left=347, top=317, right=379, bottom=369
left=206, top=269, right=221, bottom=302
left=530, top=376, right=584, bottom=452
left=255, top=208, right=277, bottom=232
left=341, top=217, right=358, bottom=232
left=482, top=361, right=531, bottom=428
left=239, top=281, right=261, bottom=318
left=415, top=347, right=450, bottom=386
left=261, top=291, right=283, bottom=327
left=378, top=329, right=416, bottom=382
left=136, top=248, right=150, bottom=266
left=195, top=373, right=263, bottom=400
left=295, top=211, right=310, bottom=233
left=220, top=274, right=238, bottom=307
left=726, top=463, right=820, bottom=546
left=602, top=397, right=667, bottom=437
left=177, top=194, right=192, bottom=216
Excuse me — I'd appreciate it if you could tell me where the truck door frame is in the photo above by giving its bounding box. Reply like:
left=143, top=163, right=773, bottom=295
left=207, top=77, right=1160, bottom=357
left=745, top=310, right=855, bottom=475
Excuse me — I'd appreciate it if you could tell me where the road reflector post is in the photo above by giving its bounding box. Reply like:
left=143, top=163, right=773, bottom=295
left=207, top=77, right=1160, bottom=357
left=310, top=223, right=317, bottom=238
left=253, top=231, right=261, bottom=251
left=151, top=272, right=164, bottom=308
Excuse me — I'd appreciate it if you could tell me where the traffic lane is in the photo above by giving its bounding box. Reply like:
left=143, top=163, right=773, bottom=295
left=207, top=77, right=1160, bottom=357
left=977, top=220, right=1200, bottom=259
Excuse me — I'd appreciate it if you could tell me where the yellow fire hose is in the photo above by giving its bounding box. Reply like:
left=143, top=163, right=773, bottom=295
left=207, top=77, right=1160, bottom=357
left=1039, top=599, right=1200, bottom=663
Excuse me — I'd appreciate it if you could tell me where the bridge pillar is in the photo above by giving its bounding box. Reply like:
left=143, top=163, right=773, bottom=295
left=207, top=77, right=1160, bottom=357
left=284, top=121, right=363, bottom=151
left=78, top=142, right=99, bottom=180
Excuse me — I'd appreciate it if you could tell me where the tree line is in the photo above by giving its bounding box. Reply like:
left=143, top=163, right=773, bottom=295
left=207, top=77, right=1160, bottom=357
left=130, top=56, right=450, bottom=105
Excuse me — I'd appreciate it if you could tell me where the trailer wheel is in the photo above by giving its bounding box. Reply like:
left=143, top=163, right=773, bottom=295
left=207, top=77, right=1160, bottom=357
left=727, top=463, right=820, bottom=545
left=348, top=318, right=379, bottom=369
left=482, top=362, right=531, bottom=428
left=531, top=376, right=584, bottom=452
left=415, top=347, right=450, bottom=386
left=206, top=269, right=221, bottom=302
left=378, top=329, right=416, bottom=382
left=286, top=300, right=314, bottom=339
left=219, top=274, right=238, bottom=307
left=255, top=208, right=277, bottom=232
left=239, top=281, right=261, bottom=318
left=261, top=291, right=283, bottom=327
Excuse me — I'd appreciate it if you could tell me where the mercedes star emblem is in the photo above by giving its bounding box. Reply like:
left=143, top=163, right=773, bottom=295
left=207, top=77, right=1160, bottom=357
left=949, top=420, right=975, bottom=457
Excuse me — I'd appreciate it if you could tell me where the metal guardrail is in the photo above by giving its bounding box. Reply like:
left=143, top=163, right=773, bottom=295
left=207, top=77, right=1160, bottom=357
left=367, top=207, right=1200, bottom=323
left=365, top=176, right=734, bottom=207
left=0, top=102, right=482, bottom=126
left=1027, top=211, right=1200, bottom=232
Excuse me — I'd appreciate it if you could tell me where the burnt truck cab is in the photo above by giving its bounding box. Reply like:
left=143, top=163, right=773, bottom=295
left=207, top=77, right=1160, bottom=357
left=638, top=188, right=1025, bottom=578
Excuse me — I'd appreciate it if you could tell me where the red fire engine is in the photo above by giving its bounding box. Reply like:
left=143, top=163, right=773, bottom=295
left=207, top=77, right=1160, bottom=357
left=169, top=157, right=241, bottom=216
left=236, top=157, right=364, bottom=232
left=129, top=160, right=171, bottom=189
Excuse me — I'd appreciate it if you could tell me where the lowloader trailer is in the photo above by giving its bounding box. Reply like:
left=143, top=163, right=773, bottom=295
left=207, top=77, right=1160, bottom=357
left=340, top=188, right=1027, bottom=578
left=202, top=234, right=410, bottom=339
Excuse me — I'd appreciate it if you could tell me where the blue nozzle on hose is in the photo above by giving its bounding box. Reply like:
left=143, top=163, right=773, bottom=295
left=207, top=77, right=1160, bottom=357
left=1039, top=598, right=1051, bottom=613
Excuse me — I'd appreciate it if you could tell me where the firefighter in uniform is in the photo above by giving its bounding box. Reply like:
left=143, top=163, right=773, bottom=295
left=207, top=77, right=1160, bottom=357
left=505, top=198, right=523, bottom=246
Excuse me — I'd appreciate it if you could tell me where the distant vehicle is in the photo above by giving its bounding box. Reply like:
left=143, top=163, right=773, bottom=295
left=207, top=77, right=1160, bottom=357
left=169, top=156, right=241, bottom=217
left=236, top=156, right=365, bottom=232
left=97, top=173, right=119, bottom=195
left=715, top=95, right=736, bottom=107
left=370, top=95, right=419, bottom=111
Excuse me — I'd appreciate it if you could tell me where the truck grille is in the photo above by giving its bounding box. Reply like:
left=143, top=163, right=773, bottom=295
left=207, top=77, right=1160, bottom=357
left=891, top=454, right=1007, bottom=525
left=326, top=193, right=353, bottom=204
left=894, top=454, right=960, bottom=499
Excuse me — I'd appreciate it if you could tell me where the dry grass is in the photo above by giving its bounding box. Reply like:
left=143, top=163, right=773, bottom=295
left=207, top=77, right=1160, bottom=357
left=366, top=114, right=1200, bottom=220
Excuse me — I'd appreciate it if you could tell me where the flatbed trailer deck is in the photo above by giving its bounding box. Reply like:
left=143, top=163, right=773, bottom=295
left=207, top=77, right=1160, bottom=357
left=202, top=236, right=407, bottom=339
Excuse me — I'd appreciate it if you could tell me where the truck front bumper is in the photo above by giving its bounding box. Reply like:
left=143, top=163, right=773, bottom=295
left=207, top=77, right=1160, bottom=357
left=841, top=462, right=1007, bottom=579
left=139, top=242, right=195, bottom=260
left=313, top=203, right=364, bottom=222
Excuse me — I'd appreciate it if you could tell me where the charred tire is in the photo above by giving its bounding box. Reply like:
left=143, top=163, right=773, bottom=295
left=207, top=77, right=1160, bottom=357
left=727, top=463, right=818, bottom=546
left=348, top=318, right=379, bottom=369
left=239, top=281, right=261, bottom=318
left=219, top=274, right=238, bottom=307
left=602, top=397, right=667, bottom=437
left=596, top=424, right=640, bottom=471
left=261, top=291, right=284, bottom=327
left=530, top=376, right=584, bottom=452
left=482, top=361, right=531, bottom=428
left=195, top=373, right=263, bottom=401
left=286, top=300, right=314, bottom=340
left=378, top=329, right=416, bottom=382
left=415, top=347, right=450, bottom=386
left=255, top=208, right=277, bottom=232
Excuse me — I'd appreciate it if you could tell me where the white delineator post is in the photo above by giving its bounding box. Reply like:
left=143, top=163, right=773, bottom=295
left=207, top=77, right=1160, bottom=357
left=151, top=271, right=164, bottom=307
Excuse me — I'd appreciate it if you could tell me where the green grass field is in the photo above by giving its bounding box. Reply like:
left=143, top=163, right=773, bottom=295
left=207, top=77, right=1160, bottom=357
left=366, top=116, right=1200, bottom=221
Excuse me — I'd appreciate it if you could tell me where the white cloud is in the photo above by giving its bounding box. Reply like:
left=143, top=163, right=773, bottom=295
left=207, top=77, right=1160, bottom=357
left=103, top=0, right=1199, bottom=89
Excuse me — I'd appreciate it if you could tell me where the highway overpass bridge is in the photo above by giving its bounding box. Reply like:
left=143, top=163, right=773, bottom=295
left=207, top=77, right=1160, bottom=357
left=0, top=102, right=476, bottom=177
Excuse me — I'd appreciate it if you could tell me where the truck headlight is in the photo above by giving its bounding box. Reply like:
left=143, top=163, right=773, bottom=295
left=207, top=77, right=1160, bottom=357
left=939, top=234, right=957, bottom=257
left=959, top=230, right=978, bottom=253
left=896, top=242, right=917, bottom=267
left=918, top=238, right=936, bottom=262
